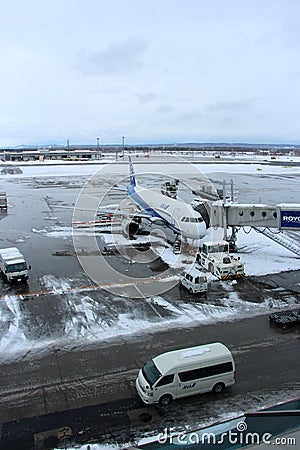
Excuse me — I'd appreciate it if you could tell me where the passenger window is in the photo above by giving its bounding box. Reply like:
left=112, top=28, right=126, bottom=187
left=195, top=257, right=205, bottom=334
left=156, top=374, right=174, bottom=387
left=179, top=367, right=203, bottom=382
left=179, top=362, right=233, bottom=382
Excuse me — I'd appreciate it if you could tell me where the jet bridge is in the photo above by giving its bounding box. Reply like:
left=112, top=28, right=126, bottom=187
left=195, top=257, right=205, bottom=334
left=200, top=181, right=300, bottom=256
left=209, top=202, right=277, bottom=229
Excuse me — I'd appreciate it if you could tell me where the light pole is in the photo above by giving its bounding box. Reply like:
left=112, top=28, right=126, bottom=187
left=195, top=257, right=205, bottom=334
left=96, top=137, right=100, bottom=160
left=122, top=136, right=125, bottom=158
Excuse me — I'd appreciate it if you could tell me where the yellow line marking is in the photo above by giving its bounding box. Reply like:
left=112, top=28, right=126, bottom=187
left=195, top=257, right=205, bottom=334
left=0, top=275, right=178, bottom=301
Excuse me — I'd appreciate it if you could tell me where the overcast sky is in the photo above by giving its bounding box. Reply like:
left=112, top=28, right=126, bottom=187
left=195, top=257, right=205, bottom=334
left=0, top=0, right=299, bottom=147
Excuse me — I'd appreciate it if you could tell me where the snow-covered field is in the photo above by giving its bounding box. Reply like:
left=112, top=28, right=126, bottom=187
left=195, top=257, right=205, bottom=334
left=1, top=154, right=300, bottom=179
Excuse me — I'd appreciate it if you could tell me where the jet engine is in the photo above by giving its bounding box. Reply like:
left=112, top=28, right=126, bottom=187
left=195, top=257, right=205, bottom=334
left=122, top=218, right=140, bottom=238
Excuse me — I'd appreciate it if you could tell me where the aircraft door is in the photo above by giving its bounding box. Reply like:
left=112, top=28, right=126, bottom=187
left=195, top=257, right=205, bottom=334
left=171, top=208, right=181, bottom=230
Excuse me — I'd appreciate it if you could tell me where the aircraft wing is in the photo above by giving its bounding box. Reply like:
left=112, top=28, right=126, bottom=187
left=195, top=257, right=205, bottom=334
left=52, top=203, right=121, bottom=212
left=54, top=202, right=155, bottom=221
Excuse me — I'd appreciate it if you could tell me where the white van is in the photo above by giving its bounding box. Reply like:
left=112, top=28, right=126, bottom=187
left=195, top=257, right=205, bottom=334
left=136, top=342, right=235, bottom=406
left=180, top=267, right=207, bottom=294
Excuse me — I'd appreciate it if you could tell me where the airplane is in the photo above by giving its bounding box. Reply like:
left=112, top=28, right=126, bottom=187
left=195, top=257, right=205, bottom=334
left=122, top=156, right=207, bottom=240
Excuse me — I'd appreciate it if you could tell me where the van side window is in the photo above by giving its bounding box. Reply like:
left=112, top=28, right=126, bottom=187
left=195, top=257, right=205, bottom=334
left=156, top=374, right=174, bottom=387
left=179, top=367, right=203, bottom=382
left=179, top=362, right=233, bottom=382
left=206, top=362, right=233, bottom=376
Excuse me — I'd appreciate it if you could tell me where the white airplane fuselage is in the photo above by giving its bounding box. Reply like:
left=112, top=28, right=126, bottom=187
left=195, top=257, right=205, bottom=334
left=127, top=183, right=206, bottom=240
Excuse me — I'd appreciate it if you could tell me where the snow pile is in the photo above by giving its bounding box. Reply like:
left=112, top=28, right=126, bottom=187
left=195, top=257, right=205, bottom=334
left=40, top=274, right=71, bottom=293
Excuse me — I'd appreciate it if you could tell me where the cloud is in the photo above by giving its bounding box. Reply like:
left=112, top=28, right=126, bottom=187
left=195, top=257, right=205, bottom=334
left=136, top=92, right=156, bottom=104
left=74, top=36, right=147, bottom=76
left=206, top=99, right=255, bottom=114
left=156, top=104, right=175, bottom=113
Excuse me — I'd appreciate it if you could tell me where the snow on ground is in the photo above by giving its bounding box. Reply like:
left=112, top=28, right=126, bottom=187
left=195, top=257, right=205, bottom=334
left=0, top=271, right=296, bottom=362
left=1, top=157, right=300, bottom=180
left=237, top=228, right=300, bottom=275
left=0, top=295, right=27, bottom=354
left=145, top=226, right=300, bottom=277
left=55, top=444, right=121, bottom=450
left=54, top=388, right=300, bottom=450
left=31, top=220, right=300, bottom=278
left=40, top=274, right=71, bottom=293
left=2, top=219, right=298, bottom=361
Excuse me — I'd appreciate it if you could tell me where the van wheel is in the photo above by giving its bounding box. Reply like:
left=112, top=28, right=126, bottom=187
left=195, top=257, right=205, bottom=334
left=213, top=382, right=224, bottom=394
left=159, top=394, right=173, bottom=406
left=189, top=288, right=193, bottom=295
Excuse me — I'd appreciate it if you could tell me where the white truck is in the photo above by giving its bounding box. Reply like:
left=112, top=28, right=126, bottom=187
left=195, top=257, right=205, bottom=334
left=180, top=266, right=208, bottom=294
left=0, top=247, right=31, bottom=283
left=196, top=240, right=245, bottom=280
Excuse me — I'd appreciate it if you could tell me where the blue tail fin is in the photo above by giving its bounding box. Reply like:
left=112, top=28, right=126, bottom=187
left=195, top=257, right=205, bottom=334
left=128, top=155, right=136, bottom=187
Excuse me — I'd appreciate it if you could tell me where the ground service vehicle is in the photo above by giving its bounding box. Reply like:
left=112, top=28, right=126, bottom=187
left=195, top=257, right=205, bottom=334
left=136, top=342, right=235, bottom=406
left=173, top=239, right=181, bottom=254
left=0, top=192, right=7, bottom=210
left=269, top=309, right=300, bottom=329
left=0, top=247, right=31, bottom=283
left=196, top=241, right=245, bottom=280
left=180, top=267, right=207, bottom=294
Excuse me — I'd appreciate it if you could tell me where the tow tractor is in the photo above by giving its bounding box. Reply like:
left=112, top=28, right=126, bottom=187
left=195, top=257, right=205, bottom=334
left=195, top=240, right=245, bottom=280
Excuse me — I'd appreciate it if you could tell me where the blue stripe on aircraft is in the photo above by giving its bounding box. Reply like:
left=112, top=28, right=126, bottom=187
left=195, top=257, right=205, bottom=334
left=127, top=185, right=181, bottom=233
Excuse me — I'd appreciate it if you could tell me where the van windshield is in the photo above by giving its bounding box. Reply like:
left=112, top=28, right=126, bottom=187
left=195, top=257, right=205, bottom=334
left=6, top=262, right=27, bottom=273
left=142, top=360, right=162, bottom=387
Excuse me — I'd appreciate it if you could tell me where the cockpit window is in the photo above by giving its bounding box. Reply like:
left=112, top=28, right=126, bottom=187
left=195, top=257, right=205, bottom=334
left=181, top=217, right=203, bottom=223
left=190, top=217, right=203, bottom=223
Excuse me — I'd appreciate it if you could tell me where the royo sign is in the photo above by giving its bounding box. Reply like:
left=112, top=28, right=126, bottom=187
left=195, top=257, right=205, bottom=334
left=280, top=210, right=300, bottom=229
